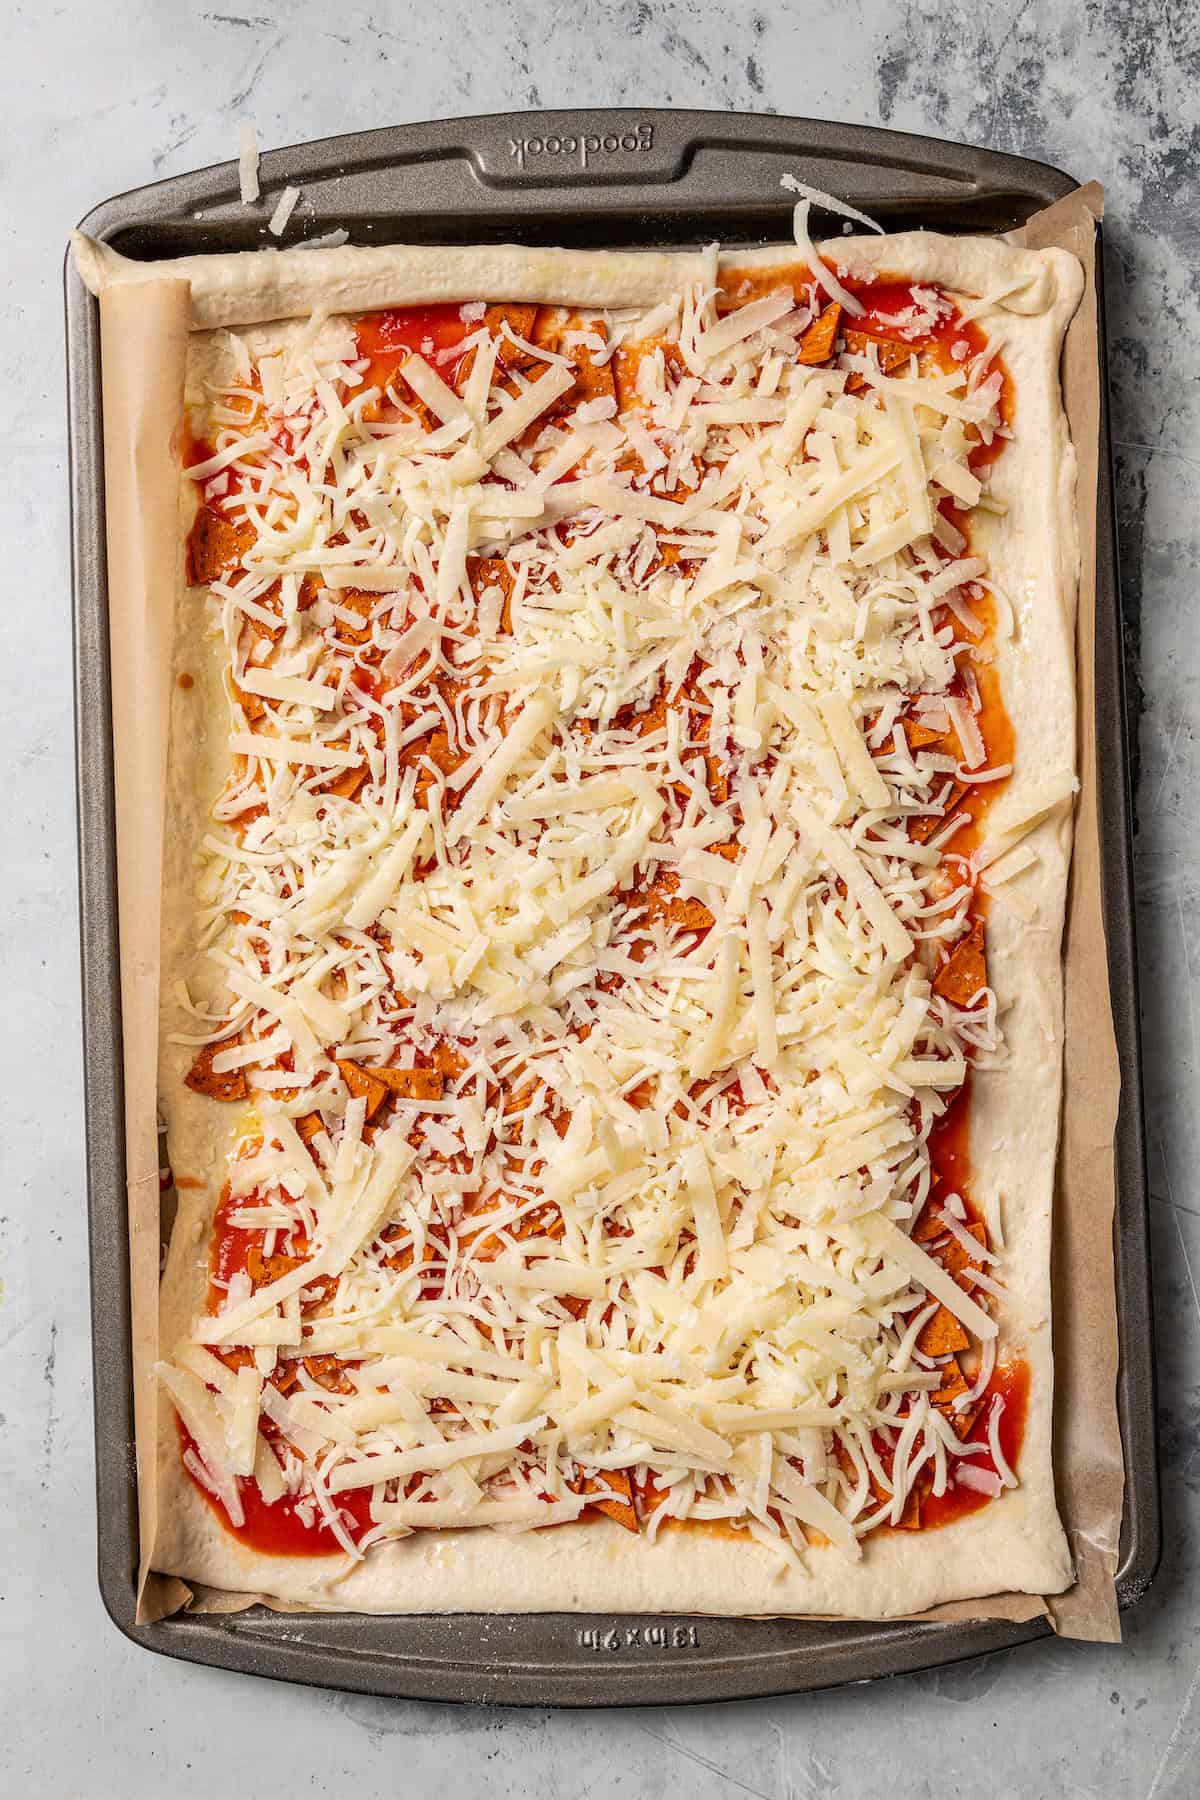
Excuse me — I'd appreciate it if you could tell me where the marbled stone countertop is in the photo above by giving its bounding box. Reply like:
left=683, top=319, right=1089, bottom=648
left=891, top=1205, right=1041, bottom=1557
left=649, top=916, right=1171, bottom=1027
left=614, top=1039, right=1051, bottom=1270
left=5, top=2, right=1198, bottom=1793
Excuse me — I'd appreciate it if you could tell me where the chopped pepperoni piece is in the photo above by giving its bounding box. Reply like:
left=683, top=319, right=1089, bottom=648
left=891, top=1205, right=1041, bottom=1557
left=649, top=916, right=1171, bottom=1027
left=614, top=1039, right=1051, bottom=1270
left=664, top=896, right=716, bottom=929
left=633, top=696, right=668, bottom=737
left=409, top=727, right=468, bottom=805
left=647, top=536, right=693, bottom=575
left=186, top=506, right=254, bottom=585
left=246, top=1243, right=302, bottom=1288
left=835, top=1439, right=921, bottom=1529
left=531, top=311, right=616, bottom=418
left=619, top=454, right=699, bottom=506
left=454, top=305, right=543, bottom=393
left=917, top=1303, right=970, bottom=1357
left=321, top=763, right=369, bottom=801
left=796, top=301, right=841, bottom=366
left=622, top=867, right=715, bottom=932
left=375, top=1066, right=444, bottom=1102
left=231, top=677, right=266, bottom=722
left=931, top=1356, right=985, bottom=1440
left=939, top=1218, right=988, bottom=1291
left=271, top=1359, right=301, bottom=1396
left=241, top=574, right=322, bottom=642
left=910, top=780, right=968, bottom=843
left=303, top=1354, right=356, bottom=1395
left=460, top=1195, right=565, bottom=1253
left=336, top=1058, right=390, bottom=1121
left=301, top=1272, right=337, bottom=1314
left=571, top=339, right=616, bottom=406
left=933, top=918, right=987, bottom=1008
left=185, top=1041, right=247, bottom=1102
left=843, top=331, right=915, bottom=393
left=912, top=1198, right=945, bottom=1242
left=381, top=1236, right=437, bottom=1277
left=569, top=1466, right=640, bottom=1533
left=483, top=303, right=540, bottom=368
left=612, top=336, right=689, bottom=410
left=466, top=555, right=516, bottom=633
left=891, top=1483, right=922, bottom=1530
left=330, top=587, right=375, bottom=647
left=903, top=719, right=945, bottom=750
left=430, top=1040, right=468, bottom=1079
left=900, top=1491, right=923, bottom=1529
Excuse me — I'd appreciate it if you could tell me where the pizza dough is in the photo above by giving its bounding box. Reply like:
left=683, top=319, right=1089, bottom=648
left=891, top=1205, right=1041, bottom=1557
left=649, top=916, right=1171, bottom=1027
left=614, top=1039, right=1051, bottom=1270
left=78, top=228, right=1083, bottom=1616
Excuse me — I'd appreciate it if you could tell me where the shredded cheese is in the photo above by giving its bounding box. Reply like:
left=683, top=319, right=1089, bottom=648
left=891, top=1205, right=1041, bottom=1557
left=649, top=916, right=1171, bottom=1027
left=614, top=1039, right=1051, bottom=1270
left=238, top=122, right=260, bottom=205
left=165, top=250, right=1016, bottom=1561
left=268, top=185, right=300, bottom=238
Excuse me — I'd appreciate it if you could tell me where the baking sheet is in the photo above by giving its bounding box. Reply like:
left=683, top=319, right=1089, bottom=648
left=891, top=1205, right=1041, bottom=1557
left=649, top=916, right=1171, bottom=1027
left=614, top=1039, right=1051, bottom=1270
left=88, top=184, right=1117, bottom=1640
left=68, top=112, right=1156, bottom=1700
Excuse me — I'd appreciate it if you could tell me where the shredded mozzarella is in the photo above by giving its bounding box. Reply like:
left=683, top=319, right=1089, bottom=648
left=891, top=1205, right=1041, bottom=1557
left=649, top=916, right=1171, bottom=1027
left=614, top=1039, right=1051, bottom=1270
left=164, top=251, right=1016, bottom=1557
left=268, top=185, right=300, bottom=238
left=238, top=122, right=260, bottom=205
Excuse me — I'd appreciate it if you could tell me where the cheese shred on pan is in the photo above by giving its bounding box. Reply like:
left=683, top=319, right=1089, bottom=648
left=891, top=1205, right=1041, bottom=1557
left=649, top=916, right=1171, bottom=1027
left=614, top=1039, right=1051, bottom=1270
left=237, top=121, right=260, bottom=206
left=166, top=251, right=1018, bottom=1559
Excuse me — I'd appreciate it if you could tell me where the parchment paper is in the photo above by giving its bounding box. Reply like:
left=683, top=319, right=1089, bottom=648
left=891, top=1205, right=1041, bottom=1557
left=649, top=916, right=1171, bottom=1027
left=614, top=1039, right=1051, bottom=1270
left=85, top=185, right=1123, bottom=1641
left=97, top=281, right=192, bottom=1623
left=1017, top=182, right=1124, bottom=1643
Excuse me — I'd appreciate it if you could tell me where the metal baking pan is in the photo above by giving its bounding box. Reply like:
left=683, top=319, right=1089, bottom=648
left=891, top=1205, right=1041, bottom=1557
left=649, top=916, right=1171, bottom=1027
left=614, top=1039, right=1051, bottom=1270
left=68, top=109, right=1159, bottom=1705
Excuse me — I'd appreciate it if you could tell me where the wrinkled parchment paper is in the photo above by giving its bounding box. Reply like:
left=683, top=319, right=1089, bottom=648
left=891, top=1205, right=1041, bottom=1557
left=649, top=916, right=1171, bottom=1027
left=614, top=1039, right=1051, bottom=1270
left=84, top=182, right=1123, bottom=1642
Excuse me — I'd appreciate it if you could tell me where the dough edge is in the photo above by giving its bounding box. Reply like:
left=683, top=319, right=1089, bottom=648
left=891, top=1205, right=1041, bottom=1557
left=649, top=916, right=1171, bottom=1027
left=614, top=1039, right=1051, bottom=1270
left=74, top=227, right=1074, bottom=328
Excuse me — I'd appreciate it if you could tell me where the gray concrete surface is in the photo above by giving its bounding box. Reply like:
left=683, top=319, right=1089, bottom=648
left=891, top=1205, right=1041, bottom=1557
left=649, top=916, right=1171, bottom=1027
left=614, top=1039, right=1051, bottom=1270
left=4, top=1, right=1198, bottom=1793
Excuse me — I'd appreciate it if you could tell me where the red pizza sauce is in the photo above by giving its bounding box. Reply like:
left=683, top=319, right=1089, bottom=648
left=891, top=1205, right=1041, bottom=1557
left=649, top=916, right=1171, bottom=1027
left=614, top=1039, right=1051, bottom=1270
left=353, top=302, right=472, bottom=393
left=178, top=1418, right=374, bottom=1556
left=921, top=1358, right=1029, bottom=1529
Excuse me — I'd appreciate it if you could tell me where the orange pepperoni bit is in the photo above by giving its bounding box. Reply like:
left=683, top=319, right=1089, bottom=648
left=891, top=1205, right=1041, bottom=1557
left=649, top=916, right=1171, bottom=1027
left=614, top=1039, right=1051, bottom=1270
left=569, top=1466, right=640, bottom=1534
left=931, top=1356, right=985, bottom=1440
left=917, top=1303, right=970, bottom=1357
left=375, top=1066, right=445, bottom=1102
left=336, top=1058, right=390, bottom=1121
left=843, top=331, right=915, bottom=393
left=910, top=780, right=968, bottom=843
left=466, top=555, right=516, bottom=633
left=932, top=918, right=987, bottom=1008
left=796, top=301, right=841, bottom=365
left=185, top=1041, right=247, bottom=1102
left=939, top=1218, right=989, bottom=1292
left=903, top=719, right=945, bottom=750
left=186, top=506, right=254, bottom=585
left=330, top=587, right=375, bottom=647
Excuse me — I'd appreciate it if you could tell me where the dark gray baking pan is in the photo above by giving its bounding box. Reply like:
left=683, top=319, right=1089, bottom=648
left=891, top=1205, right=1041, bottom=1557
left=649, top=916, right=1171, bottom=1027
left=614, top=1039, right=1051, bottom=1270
left=67, top=109, right=1159, bottom=1706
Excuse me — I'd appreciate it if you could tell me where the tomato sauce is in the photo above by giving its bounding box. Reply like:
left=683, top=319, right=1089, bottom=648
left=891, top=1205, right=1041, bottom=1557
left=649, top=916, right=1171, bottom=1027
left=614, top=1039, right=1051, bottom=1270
left=179, top=416, right=216, bottom=471
left=719, top=260, right=1014, bottom=455
left=921, top=1358, right=1029, bottom=1529
left=927, top=1071, right=971, bottom=1208
left=179, top=1183, right=380, bottom=1555
left=354, top=303, right=472, bottom=394
left=209, top=1187, right=257, bottom=1294
left=178, top=1418, right=374, bottom=1555
left=819, top=263, right=1020, bottom=1531
left=180, top=376, right=268, bottom=500
left=634, top=1352, right=1028, bottom=1542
